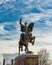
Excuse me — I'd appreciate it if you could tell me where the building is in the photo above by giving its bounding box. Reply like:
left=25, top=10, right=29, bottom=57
left=3, top=53, right=18, bottom=65
left=0, top=54, right=3, bottom=65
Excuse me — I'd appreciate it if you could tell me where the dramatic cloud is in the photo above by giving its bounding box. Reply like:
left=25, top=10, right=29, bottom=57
left=0, top=0, right=52, bottom=60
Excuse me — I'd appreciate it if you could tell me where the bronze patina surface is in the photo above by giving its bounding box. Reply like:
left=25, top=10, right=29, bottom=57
left=19, top=18, right=35, bottom=55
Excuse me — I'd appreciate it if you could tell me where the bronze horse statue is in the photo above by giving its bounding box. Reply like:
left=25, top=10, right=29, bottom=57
left=18, top=19, right=35, bottom=55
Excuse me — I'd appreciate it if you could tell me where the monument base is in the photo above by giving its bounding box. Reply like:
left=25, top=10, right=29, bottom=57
left=14, top=52, right=38, bottom=65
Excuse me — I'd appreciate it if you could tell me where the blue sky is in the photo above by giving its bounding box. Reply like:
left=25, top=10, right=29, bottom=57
left=0, top=0, right=52, bottom=60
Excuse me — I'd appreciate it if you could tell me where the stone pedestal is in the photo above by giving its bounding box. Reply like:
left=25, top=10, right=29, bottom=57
left=14, top=52, right=38, bottom=65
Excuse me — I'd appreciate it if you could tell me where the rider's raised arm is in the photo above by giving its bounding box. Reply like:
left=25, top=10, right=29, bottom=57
left=19, top=18, right=25, bottom=32
left=20, top=18, right=22, bottom=25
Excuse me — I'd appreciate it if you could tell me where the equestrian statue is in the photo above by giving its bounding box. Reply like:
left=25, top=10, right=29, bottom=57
left=18, top=18, right=35, bottom=55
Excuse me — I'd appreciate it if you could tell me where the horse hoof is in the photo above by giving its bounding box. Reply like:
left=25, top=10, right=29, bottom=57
left=32, top=41, right=34, bottom=45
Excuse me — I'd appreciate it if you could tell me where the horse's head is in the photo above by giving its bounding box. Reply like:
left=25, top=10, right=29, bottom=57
left=28, top=23, right=34, bottom=32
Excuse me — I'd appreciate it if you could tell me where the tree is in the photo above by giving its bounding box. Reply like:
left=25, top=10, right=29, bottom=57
left=38, top=49, right=51, bottom=65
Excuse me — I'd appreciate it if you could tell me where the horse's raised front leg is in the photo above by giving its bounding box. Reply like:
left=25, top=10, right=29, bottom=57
left=32, top=36, right=35, bottom=45
left=30, top=36, right=35, bottom=45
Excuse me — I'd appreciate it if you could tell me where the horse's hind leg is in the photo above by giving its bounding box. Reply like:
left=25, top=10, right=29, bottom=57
left=25, top=46, right=27, bottom=51
left=23, top=44, right=27, bottom=52
left=19, top=46, right=20, bottom=55
left=25, top=44, right=29, bottom=52
left=21, top=45, right=23, bottom=51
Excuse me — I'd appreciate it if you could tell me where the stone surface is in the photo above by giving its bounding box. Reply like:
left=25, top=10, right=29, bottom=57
left=14, top=54, right=38, bottom=65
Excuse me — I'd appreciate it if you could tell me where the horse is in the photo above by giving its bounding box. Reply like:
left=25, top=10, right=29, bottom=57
left=18, top=22, right=35, bottom=55
left=18, top=32, right=35, bottom=55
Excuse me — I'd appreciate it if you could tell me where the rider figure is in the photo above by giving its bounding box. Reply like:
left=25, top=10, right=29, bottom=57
left=20, top=18, right=28, bottom=32
left=19, top=18, right=34, bottom=44
left=19, top=18, right=28, bottom=41
left=19, top=18, right=35, bottom=54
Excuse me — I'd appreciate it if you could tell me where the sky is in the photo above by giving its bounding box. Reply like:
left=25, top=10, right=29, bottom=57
left=0, top=0, right=52, bottom=60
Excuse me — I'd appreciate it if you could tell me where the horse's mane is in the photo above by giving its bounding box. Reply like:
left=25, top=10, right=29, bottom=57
left=27, top=23, right=34, bottom=32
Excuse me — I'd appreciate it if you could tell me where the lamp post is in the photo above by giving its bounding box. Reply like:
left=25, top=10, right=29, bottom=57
left=3, top=59, right=5, bottom=65
left=11, top=59, right=13, bottom=65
